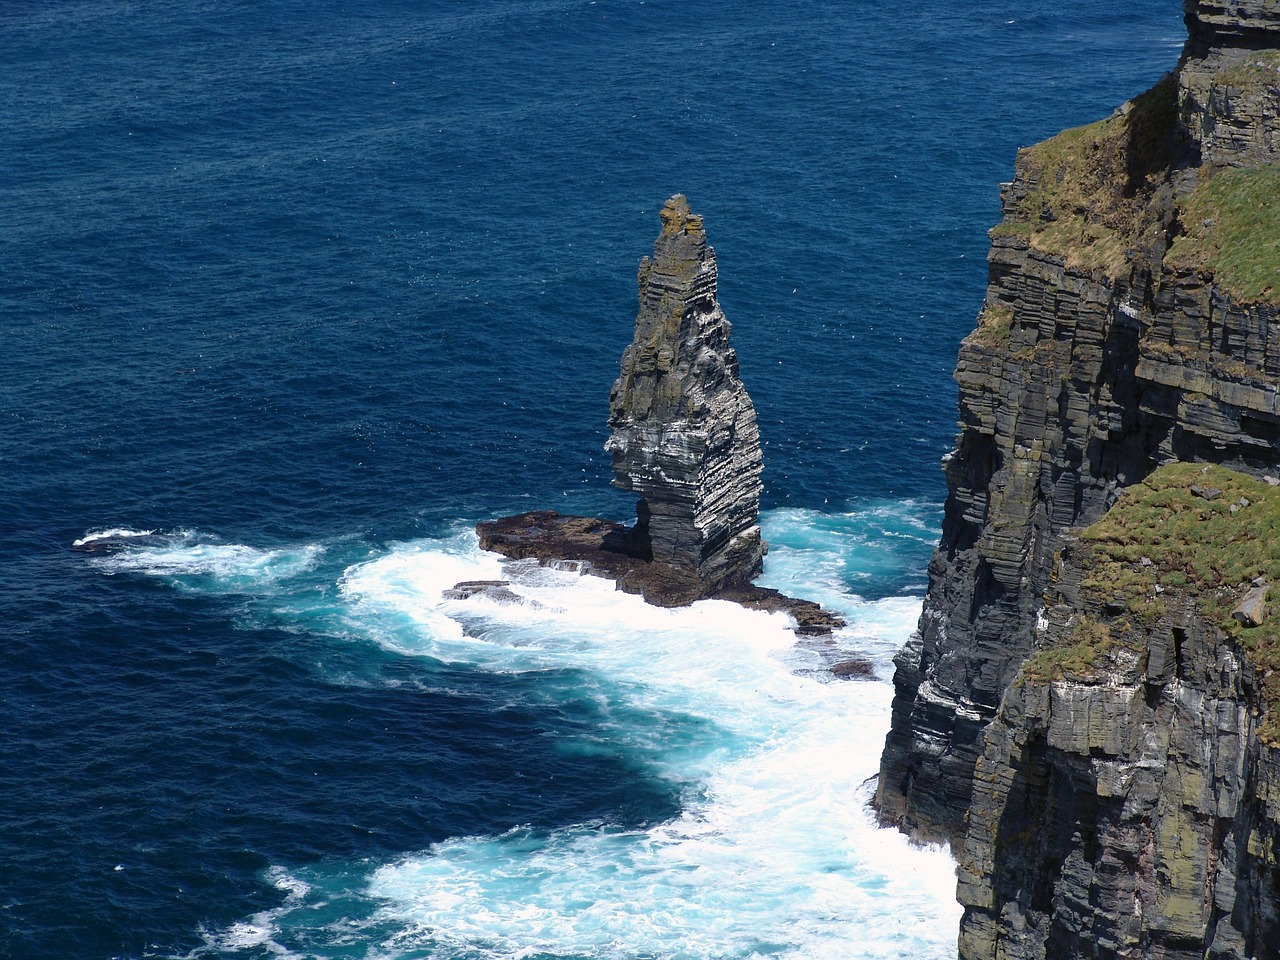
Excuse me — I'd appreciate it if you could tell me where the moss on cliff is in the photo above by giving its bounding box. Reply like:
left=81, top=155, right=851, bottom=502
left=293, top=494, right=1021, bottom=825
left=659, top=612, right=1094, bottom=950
left=1023, top=615, right=1119, bottom=682
left=1215, top=49, right=1280, bottom=90
left=964, top=303, right=1014, bottom=348
left=992, top=74, right=1178, bottom=276
left=1027, top=463, right=1280, bottom=740
left=1167, top=165, right=1280, bottom=303
left=993, top=63, right=1279, bottom=302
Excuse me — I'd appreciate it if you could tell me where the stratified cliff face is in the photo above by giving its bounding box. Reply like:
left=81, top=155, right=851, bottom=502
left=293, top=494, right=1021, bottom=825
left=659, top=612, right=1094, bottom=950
left=1182, top=2, right=1280, bottom=169
left=875, top=85, right=1178, bottom=851
left=958, top=465, right=1280, bottom=960
left=877, top=1, right=1280, bottom=955
left=606, top=194, right=766, bottom=593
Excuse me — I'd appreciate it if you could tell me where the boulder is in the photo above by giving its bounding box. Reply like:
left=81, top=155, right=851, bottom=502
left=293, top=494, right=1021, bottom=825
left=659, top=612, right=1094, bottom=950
left=1232, top=583, right=1268, bottom=627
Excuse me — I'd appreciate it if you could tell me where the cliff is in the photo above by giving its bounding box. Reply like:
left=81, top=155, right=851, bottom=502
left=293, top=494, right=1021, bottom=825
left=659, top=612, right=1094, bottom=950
left=958, top=464, right=1280, bottom=959
left=875, top=1, right=1280, bottom=956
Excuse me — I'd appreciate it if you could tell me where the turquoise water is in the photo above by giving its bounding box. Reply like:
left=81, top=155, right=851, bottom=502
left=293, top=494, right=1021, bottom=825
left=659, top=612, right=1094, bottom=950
left=1, top=2, right=1182, bottom=957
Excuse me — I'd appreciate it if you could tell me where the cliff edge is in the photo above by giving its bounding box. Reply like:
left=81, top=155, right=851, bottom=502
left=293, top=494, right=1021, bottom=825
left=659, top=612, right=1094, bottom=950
left=876, top=1, right=1280, bottom=956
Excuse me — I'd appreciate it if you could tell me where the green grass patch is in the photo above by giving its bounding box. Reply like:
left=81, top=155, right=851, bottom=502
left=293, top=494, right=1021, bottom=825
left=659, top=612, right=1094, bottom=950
left=1023, top=615, right=1119, bottom=683
left=1029, top=463, right=1280, bottom=741
left=997, top=74, right=1178, bottom=277
left=965, top=303, right=1015, bottom=348
left=1215, top=50, right=1280, bottom=90
left=1167, top=165, right=1280, bottom=304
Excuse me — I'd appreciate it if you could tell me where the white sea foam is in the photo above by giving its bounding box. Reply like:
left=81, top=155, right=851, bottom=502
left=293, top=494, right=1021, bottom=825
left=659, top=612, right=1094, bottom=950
left=338, top=536, right=507, bottom=656
left=184, top=504, right=960, bottom=959
left=90, top=530, right=323, bottom=591
left=327, top=513, right=959, bottom=960
left=71, top=527, right=156, bottom=547
left=194, top=867, right=311, bottom=960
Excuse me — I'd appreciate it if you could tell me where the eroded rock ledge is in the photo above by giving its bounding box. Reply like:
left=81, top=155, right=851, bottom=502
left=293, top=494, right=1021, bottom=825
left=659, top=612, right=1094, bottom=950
left=475, top=510, right=841, bottom=635
left=959, top=465, right=1280, bottom=959
left=475, top=197, right=842, bottom=638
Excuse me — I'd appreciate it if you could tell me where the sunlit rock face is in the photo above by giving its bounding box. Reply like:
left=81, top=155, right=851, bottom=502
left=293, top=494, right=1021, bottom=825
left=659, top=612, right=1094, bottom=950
left=606, top=194, right=765, bottom=595
left=875, top=2, right=1280, bottom=957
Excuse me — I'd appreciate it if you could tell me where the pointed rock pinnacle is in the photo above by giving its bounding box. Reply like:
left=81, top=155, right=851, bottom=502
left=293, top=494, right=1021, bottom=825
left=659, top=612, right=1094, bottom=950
left=605, top=195, right=766, bottom=592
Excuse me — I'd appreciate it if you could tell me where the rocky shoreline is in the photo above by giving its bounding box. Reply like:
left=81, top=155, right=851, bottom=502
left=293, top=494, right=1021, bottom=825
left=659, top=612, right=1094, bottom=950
left=474, top=509, right=844, bottom=636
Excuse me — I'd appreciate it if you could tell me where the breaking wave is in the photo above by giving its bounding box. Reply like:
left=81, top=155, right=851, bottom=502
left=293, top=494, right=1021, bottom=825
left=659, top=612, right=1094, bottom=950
left=180, top=503, right=958, bottom=959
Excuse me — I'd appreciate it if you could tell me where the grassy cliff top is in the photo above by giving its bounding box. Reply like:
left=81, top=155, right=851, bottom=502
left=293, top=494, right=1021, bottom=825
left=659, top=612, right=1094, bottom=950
left=993, top=67, right=1280, bottom=307
left=1166, top=165, right=1280, bottom=304
left=992, top=74, right=1177, bottom=277
left=1215, top=49, right=1280, bottom=89
left=1026, top=463, right=1280, bottom=740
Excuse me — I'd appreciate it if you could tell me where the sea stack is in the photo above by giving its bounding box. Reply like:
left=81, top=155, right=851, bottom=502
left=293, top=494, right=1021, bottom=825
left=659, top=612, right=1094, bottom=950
left=605, top=194, right=766, bottom=593
left=475, top=197, right=840, bottom=634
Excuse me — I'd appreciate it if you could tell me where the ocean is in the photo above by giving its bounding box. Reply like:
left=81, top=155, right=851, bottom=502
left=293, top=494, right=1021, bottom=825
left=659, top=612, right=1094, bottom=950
left=2, top=2, right=1182, bottom=957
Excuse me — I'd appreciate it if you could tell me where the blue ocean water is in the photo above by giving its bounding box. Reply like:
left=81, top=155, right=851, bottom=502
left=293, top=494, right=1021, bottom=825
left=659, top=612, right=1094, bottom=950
left=2, top=2, right=1180, bottom=958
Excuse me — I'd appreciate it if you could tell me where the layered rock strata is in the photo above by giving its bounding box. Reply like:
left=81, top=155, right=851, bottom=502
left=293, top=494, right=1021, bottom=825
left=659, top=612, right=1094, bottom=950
left=475, top=197, right=841, bottom=637
left=876, top=2, right=1280, bottom=956
left=959, top=465, right=1280, bottom=960
left=606, top=194, right=766, bottom=595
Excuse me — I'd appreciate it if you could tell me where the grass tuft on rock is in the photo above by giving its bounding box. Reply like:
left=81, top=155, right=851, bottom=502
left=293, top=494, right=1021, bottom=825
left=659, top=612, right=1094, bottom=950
left=1167, top=165, right=1280, bottom=304
left=964, top=303, right=1014, bottom=349
left=1215, top=49, right=1280, bottom=90
left=1023, top=615, right=1119, bottom=683
left=992, top=74, right=1178, bottom=277
left=1029, top=463, right=1280, bottom=741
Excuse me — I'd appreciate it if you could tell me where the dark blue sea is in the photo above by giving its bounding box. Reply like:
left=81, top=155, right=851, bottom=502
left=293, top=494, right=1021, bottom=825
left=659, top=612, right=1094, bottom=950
left=3, top=2, right=1181, bottom=957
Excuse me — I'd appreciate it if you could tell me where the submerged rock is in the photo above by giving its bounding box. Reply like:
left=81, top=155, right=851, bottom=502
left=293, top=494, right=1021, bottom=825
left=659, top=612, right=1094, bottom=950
left=830, top=658, right=876, bottom=680
left=606, top=194, right=766, bottom=595
left=441, top=580, right=523, bottom=604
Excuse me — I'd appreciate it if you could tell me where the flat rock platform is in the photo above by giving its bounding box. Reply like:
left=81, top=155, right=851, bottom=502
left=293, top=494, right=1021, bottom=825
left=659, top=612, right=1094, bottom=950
left=475, top=510, right=846, bottom=638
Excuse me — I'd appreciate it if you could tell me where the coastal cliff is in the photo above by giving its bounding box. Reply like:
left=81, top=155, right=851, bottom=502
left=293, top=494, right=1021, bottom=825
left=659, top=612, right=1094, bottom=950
left=876, top=1, right=1280, bottom=956
left=958, top=465, right=1280, bottom=959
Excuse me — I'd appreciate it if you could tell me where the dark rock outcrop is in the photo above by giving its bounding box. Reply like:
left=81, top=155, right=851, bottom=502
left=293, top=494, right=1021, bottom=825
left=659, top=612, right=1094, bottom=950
left=475, top=199, right=842, bottom=637
left=606, top=194, right=766, bottom=595
left=959, top=607, right=1280, bottom=960
left=475, top=508, right=842, bottom=637
left=958, top=465, right=1280, bottom=960
left=440, top=580, right=526, bottom=604
left=875, top=2, right=1280, bottom=956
